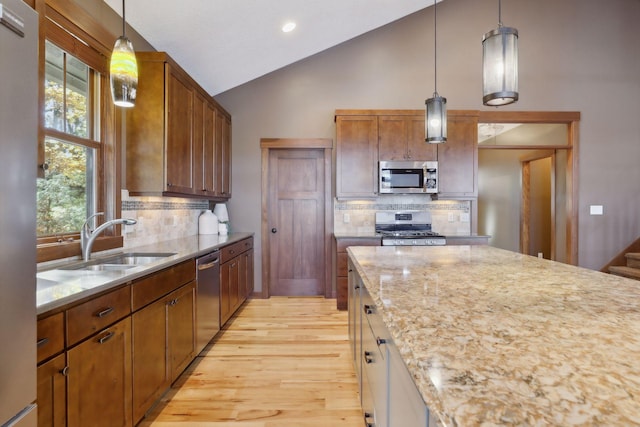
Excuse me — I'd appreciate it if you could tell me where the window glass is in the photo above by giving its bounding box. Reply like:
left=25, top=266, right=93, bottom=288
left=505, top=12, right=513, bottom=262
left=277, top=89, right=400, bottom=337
left=39, top=41, right=98, bottom=238
left=37, top=137, right=96, bottom=236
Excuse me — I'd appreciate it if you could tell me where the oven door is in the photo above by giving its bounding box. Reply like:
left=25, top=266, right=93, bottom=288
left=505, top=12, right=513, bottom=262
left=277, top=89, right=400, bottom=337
left=379, top=161, right=437, bottom=194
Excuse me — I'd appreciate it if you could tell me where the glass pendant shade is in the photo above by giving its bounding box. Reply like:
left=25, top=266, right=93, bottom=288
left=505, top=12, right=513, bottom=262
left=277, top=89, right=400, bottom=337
left=425, top=94, right=447, bottom=144
left=482, top=26, right=518, bottom=106
left=110, top=36, right=138, bottom=107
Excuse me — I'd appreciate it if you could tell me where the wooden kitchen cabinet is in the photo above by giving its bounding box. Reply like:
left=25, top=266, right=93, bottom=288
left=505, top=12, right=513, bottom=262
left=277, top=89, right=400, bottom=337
left=335, top=237, right=381, bottom=310
left=378, top=115, right=436, bottom=161
left=437, top=112, right=478, bottom=197
left=336, top=115, right=379, bottom=199
left=167, top=281, right=197, bottom=382
left=37, top=353, right=66, bottom=427
left=131, top=259, right=196, bottom=423
left=66, top=317, right=132, bottom=427
left=336, top=110, right=478, bottom=201
left=126, top=52, right=232, bottom=200
left=220, top=237, right=254, bottom=325
left=217, top=109, right=232, bottom=198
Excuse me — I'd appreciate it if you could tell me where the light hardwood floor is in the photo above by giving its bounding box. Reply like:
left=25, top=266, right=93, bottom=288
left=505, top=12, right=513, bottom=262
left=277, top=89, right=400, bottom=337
left=139, top=297, right=363, bottom=426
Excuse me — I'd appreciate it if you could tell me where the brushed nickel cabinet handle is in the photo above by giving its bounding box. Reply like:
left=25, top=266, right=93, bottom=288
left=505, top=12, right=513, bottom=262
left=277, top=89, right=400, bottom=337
left=95, top=307, right=114, bottom=318
left=98, top=331, right=115, bottom=344
left=37, top=337, right=49, bottom=348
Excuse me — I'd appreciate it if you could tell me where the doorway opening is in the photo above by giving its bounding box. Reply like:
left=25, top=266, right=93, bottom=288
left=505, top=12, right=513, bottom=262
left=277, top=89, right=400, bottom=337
left=477, top=111, right=579, bottom=265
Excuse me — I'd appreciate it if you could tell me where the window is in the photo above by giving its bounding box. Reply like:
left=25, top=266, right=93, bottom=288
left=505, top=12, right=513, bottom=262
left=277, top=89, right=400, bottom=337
left=38, top=41, right=99, bottom=238
left=36, top=9, right=121, bottom=262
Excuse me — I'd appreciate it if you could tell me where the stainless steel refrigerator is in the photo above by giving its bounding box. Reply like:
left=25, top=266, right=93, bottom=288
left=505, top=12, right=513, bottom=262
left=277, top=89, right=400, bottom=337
left=0, top=0, right=38, bottom=425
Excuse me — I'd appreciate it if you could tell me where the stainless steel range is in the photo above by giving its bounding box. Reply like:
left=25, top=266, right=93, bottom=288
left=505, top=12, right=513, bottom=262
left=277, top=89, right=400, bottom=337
left=375, top=211, right=446, bottom=246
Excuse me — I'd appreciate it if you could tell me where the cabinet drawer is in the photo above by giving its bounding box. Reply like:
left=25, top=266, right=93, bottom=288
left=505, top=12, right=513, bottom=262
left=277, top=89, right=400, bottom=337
left=37, top=312, right=64, bottom=364
left=132, top=259, right=196, bottom=311
left=221, top=238, right=252, bottom=263
left=66, top=286, right=131, bottom=346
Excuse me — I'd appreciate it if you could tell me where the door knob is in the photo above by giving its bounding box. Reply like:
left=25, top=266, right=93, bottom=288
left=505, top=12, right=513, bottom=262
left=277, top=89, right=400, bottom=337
left=271, top=228, right=277, bottom=233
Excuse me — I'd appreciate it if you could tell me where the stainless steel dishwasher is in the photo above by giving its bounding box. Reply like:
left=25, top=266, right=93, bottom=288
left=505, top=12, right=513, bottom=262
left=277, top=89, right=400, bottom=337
left=196, top=250, right=220, bottom=354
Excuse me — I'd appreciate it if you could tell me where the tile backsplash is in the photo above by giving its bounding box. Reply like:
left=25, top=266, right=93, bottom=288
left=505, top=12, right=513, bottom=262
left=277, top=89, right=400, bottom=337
left=334, top=195, right=471, bottom=235
left=121, top=190, right=208, bottom=248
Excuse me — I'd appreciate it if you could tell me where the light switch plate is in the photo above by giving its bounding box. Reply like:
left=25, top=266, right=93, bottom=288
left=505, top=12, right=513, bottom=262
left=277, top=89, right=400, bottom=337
left=460, top=212, right=470, bottom=222
left=590, top=205, right=604, bottom=215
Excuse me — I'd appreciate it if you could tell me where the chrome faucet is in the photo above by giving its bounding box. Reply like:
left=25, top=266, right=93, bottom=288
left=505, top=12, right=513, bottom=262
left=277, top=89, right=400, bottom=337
left=81, top=212, right=137, bottom=261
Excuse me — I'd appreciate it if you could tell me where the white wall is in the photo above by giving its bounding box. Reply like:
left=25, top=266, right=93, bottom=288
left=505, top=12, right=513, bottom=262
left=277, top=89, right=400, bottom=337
left=217, top=0, right=640, bottom=290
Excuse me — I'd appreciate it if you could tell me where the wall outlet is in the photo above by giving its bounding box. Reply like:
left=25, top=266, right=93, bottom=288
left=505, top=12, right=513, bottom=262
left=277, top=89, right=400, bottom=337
left=448, top=213, right=457, bottom=222
left=343, top=213, right=350, bottom=223
left=460, top=212, right=470, bottom=222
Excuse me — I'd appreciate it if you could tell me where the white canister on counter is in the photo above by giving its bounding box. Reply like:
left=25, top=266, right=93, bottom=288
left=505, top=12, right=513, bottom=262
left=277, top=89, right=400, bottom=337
left=198, top=210, right=219, bottom=235
left=218, top=222, right=229, bottom=235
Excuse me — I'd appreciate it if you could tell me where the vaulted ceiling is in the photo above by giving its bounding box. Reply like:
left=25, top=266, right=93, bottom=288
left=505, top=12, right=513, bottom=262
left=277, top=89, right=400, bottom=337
left=104, top=0, right=440, bottom=95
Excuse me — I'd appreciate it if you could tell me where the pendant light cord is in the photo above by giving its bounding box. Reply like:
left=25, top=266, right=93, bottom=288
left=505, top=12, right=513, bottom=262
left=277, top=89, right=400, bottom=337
left=498, top=0, right=502, bottom=27
left=122, top=0, right=126, bottom=37
left=433, top=0, right=438, bottom=95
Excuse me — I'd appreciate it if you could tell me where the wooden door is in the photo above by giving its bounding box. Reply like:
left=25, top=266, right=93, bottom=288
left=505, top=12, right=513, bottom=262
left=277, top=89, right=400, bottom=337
left=192, top=92, right=205, bottom=195
left=216, top=110, right=232, bottom=198
left=67, top=317, right=132, bottom=427
left=268, top=148, right=326, bottom=296
left=166, top=69, right=194, bottom=194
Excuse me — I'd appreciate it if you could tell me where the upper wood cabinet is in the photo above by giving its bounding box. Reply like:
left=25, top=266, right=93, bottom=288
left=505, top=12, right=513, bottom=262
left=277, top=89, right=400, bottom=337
left=437, top=113, right=478, bottom=198
left=336, top=115, right=379, bottom=199
left=125, top=52, right=232, bottom=201
left=336, top=110, right=478, bottom=200
left=378, top=115, right=436, bottom=161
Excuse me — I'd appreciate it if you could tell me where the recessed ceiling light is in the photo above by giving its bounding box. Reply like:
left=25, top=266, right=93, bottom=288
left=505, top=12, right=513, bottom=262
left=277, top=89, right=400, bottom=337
left=282, top=22, right=296, bottom=33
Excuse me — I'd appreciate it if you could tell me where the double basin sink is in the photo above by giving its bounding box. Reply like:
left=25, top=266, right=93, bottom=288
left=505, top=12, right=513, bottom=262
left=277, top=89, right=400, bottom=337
left=60, top=252, right=177, bottom=272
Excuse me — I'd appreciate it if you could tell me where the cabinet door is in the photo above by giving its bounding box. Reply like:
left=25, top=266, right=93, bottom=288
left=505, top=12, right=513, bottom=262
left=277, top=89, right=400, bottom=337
left=437, top=114, right=478, bottom=197
left=219, top=112, right=232, bottom=198
left=132, top=298, right=168, bottom=424
left=336, top=115, right=378, bottom=198
left=379, top=116, right=436, bottom=161
left=37, top=353, right=66, bottom=427
left=166, top=68, right=195, bottom=194
left=378, top=116, right=408, bottom=160
left=168, top=282, right=196, bottom=382
left=220, top=260, right=231, bottom=325
left=203, top=103, right=217, bottom=195
left=192, top=92, right=205, bottom=195
left=244, top=248, right=254, bottom=298
left=406, top=115, right=437, bottom=161
left=67, top=317, right=132, bottom=427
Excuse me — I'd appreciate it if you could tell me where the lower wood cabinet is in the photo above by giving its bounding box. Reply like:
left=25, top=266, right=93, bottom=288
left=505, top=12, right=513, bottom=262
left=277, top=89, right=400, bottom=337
left=220, top=237, right=254, bottom=325
left=37, top=259, right=198, bottom=427
left=335, top=237, right=381, bottom=310
left=66, top=317, right=132, bottom=427
left=36, top=353, right=66, bottom=427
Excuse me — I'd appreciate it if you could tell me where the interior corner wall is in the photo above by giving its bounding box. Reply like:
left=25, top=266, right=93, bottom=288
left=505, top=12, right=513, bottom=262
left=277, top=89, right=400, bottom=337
left=216, top=0, right=640, bottom=291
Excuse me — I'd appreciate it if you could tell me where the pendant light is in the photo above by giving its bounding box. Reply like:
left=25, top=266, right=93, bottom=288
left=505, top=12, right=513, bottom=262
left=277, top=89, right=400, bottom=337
left=425, top=0, right=446, bottom=144
left=110, top=0, right=138, bottom=107
left=482, top=0, right=518, bottom=106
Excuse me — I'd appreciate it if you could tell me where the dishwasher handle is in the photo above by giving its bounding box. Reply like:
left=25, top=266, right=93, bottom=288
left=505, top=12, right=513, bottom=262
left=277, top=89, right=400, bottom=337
left=198, top=258, right=219, bottom=270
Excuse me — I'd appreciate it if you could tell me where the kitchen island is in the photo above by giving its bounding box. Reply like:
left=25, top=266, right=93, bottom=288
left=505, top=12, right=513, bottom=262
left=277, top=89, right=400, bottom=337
left=348, top=245, right=640, bottom=426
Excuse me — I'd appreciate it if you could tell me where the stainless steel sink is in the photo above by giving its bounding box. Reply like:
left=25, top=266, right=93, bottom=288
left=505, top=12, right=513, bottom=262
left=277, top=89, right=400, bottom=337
left=59, top=252, right=176, bottom=271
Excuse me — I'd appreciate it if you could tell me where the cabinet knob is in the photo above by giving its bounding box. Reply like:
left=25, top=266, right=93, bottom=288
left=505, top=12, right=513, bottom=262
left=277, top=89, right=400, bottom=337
left=364, top=351, right=374, bottom=364
left=376, top=337, right=386, bottom=346
left=271, top=228, right=277, bottom=234
left=60, top=366, right=69, bottom=376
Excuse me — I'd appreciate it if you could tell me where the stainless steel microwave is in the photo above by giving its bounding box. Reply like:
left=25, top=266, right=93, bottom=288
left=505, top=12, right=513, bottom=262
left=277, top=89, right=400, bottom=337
left=379, top=160, right=438, bottom=194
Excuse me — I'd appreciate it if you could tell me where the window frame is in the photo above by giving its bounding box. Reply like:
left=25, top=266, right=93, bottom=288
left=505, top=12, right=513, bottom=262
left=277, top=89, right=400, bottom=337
left=36, top=2, right=122, bottom=263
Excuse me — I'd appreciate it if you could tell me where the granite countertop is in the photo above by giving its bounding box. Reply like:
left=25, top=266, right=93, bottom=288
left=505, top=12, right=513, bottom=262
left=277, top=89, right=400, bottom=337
left=347, top=245, right=640, bottom=426
left=36, top=232, right=253, bottom=315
